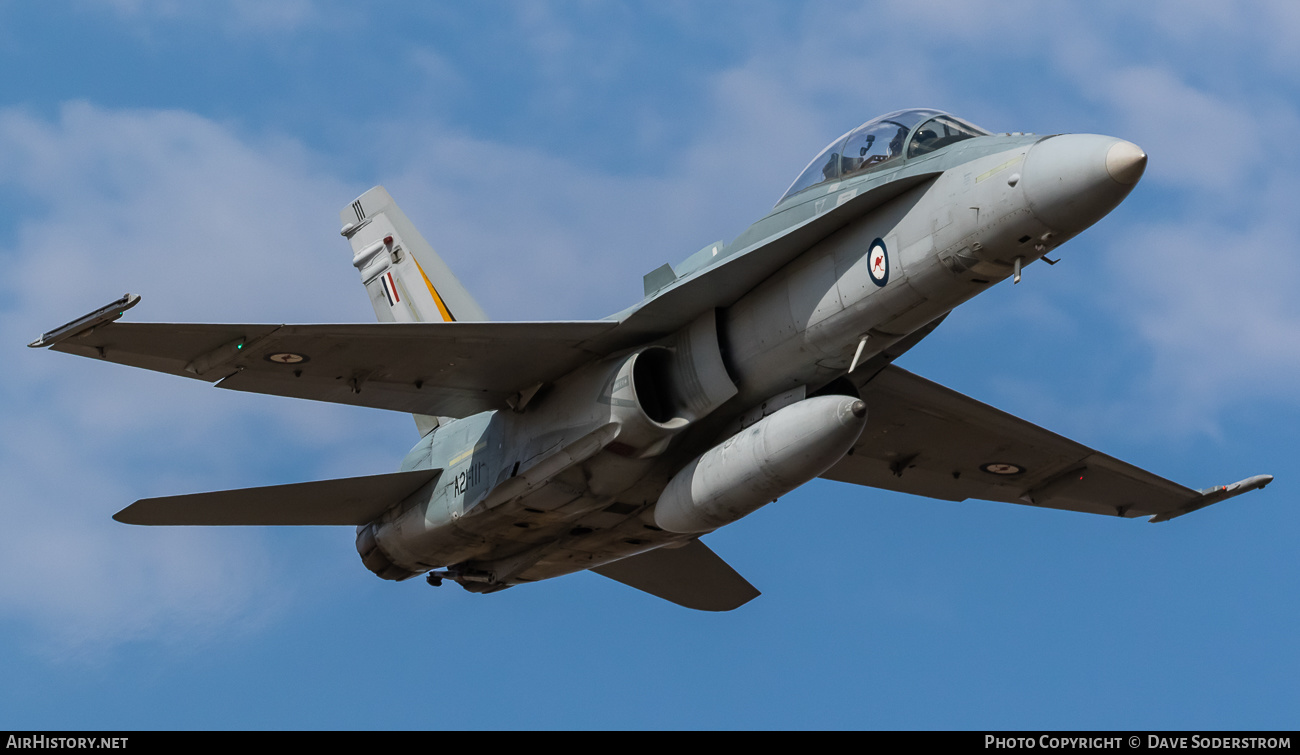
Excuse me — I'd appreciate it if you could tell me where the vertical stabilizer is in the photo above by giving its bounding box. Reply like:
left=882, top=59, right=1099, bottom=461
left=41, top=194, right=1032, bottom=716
left=340, top=186, right=489, bottom=324
left=341, top=187, right=488, bottom=436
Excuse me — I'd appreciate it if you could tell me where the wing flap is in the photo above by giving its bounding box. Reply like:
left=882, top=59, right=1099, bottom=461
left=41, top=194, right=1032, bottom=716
left=824, top=366, right=1270, bottom=520
left=591, top=540, right=760, bottom=611
left=115, top=469, right=441, bottom=525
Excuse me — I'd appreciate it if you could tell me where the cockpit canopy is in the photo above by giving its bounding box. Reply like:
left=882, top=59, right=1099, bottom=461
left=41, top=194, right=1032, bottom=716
left=778, top=108, right=990, bottom=205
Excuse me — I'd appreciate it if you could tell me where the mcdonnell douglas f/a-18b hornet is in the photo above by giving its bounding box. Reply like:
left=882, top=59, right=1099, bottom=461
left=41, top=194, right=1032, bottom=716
left=32, top=108, right=1273, bottom=610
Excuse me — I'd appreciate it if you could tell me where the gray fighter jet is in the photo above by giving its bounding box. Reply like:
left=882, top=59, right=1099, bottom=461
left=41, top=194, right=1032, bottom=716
left=31, top=108, right=1272, bottom=610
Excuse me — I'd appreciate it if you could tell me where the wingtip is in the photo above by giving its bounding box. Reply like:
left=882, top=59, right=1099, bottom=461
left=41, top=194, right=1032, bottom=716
left=1149, top=473, right=1275, bottom=523
left=113, top=498, right=159, bottom=525
left=112, top=506, right=141, bottom=525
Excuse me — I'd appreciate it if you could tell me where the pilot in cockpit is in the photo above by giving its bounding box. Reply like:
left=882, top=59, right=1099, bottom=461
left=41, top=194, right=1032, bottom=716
left=821, top=152, right=841, bottom=181
left=887, top=126, right=909, bottom=158
left=911, top=127, right=939, bottom=154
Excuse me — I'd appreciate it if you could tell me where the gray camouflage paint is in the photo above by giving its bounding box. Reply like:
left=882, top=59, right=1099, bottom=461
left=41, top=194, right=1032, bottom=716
left=357, top=122, right=1148, bottom=592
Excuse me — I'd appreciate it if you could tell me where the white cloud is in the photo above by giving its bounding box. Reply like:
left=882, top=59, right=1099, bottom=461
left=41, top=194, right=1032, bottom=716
left=351, top=64, right=848, bottom=321
left=1105, top=217, right=1300, bottom=432
left=1014, top=8, right=1300, bottom=433
left=1144, top=0, right=1300, bottom=77
left=0, top=103, right=387, bottom=651
left=0, top=102, right=361, bottom=325
left=1064, top=63, right=1263, bottom=192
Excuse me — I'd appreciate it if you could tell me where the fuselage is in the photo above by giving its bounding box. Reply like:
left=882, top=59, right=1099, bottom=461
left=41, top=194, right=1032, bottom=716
left=358, top=109, right=1147, bottom=592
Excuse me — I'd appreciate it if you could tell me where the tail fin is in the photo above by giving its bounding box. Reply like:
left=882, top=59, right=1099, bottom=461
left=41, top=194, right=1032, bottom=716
left=340, top=186, right=488, bottom=324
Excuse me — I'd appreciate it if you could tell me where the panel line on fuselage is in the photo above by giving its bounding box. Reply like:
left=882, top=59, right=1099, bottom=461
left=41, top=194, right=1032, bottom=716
left=448, top=441, right=488, bottom=467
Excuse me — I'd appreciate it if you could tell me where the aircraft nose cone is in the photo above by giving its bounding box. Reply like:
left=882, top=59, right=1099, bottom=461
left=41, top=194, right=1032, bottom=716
left=1106, top=140, right=1147, bottom=185
left=1022, top=134, right=1145, bottom=238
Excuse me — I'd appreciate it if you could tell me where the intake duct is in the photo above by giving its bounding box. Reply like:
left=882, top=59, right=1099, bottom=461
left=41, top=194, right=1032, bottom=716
left=631, top=347, right=678, bottom=425
left=605, top=310, right=739, bottom=458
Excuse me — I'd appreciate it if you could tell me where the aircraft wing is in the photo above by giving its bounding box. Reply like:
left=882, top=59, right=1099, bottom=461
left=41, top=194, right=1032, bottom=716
left=823, top=365, right=1272, bottom=522
left=31, top=295, right=618, bottom=418
left=591, top=539, right=761, bottom=611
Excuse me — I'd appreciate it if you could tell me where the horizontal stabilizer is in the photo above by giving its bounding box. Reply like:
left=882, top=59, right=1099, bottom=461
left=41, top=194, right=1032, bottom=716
left=591, top=539, right=760, bottom=611
left=115, top=469, right=440, bottom=525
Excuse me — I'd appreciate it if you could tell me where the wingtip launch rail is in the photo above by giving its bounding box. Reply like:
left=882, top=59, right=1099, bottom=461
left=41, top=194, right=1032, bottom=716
left=1147, top=475, right=1274, bottom=524
left=28, top=292, right=140, bottom=349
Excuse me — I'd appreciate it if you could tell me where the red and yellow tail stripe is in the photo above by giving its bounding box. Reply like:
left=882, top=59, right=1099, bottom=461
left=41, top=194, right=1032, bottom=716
left=414, top=259, right=455, bottom=322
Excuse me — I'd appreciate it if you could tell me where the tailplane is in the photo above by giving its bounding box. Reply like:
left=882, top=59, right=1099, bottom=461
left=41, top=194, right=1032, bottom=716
left=340, top=186, right=488, bottom=324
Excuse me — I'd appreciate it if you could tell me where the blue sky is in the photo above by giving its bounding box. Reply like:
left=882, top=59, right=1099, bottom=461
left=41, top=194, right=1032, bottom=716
left=2, top=1, right=1297, bottom=730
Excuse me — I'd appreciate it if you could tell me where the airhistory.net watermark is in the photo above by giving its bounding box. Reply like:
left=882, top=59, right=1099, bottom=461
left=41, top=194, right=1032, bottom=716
left=5, top=736, right=127, bottom=750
